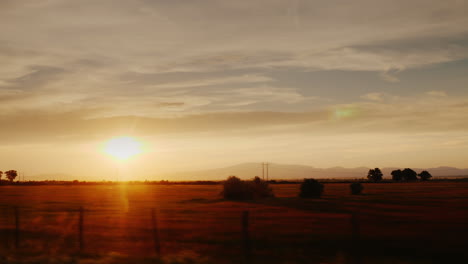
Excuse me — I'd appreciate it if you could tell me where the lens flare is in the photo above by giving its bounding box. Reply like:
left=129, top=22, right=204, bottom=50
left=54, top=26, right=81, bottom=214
left=333, top=107, right=357, bottom=120
left=104, top=137, right=142, bottom=161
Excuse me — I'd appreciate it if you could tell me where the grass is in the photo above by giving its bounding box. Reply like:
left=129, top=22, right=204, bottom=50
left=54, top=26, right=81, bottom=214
left=0, top=182, right=467, bottom=263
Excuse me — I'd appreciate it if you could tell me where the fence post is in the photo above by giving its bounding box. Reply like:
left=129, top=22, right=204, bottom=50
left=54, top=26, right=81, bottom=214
left=14, top=206, right=19, bottom=249
left=351, top=212, right=360, bottom=241
left=151, top=208, right=161, bottom=256
left=351, top=212, right=361, bottom=264
left=3, top=208, right=8, bottom=249
left=242, top=210, right=251, bottom=264
left=79, top=206, right=84, bottom=252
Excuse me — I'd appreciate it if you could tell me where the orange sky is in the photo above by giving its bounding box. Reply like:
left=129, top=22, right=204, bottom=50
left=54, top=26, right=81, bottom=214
left=0, top=1, right=467, bottom=180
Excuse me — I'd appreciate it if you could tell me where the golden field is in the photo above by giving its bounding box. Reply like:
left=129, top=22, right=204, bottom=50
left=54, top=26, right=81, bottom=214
left=0, top=182, right=467, bottom=263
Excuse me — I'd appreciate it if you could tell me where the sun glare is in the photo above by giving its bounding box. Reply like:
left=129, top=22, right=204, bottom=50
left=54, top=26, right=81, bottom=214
left=104, top=137, right=142, bottom=161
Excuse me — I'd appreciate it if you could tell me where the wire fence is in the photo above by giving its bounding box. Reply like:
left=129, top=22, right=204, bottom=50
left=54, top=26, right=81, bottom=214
left=1, top=182, right=467, bottom=263
left=0, top=205, right=363, bottom=263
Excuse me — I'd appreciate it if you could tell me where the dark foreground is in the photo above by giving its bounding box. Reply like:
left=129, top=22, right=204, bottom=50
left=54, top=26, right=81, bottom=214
left=0, top=182, right=467, bottom=263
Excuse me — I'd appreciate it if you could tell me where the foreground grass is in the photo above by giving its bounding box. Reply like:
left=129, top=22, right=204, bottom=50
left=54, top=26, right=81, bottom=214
left=0, top=182, right=467, bottom=263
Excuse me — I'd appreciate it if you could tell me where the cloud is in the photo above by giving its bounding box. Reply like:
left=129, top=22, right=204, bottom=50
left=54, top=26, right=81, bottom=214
left=124, top=73, right=274, bottom=90
left=1, top=65, right=67, bottom=89
left=427, top=90, right=447, bottom=97
left=0, top=0, right=467, bottom=123
left=1, top=1, right=467, bottom=78
left=361, top=93, right=384, bottom=101
left=380, top=70, right=401, bottom=83
left=0, top=92, right=466, bottom=145
left=2, top=1, right=468, bottom=176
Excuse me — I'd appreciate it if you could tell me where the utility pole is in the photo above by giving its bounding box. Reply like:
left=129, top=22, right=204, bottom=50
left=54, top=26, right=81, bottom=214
left=266, top=163, right=269, bottom=181
left=262, top=163, right=265, bottom=180
left=261, top=163, right=270, bottom=181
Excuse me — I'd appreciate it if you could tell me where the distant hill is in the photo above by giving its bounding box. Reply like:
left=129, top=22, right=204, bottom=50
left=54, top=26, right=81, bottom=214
left=160, top=163, right=468, bottom=181
left=25, top=173, right=97, bottom=182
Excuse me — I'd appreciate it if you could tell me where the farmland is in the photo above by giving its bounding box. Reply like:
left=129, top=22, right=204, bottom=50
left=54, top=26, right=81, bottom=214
left=0, top=182, right=467, bottom=263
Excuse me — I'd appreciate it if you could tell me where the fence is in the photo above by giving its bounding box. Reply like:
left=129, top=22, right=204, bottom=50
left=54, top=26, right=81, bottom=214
left=0, top=206, right=362, bottom=264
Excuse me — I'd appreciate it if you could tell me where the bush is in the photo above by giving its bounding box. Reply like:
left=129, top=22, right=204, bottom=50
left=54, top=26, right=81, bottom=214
left=418, top=170, right=432, bottom=181
left=402, top=168, right=418, bottom=181
left=221, top=176, right=274, bottom=200
left=299, top=179, right=324, bottom=198
left=251, top=176, right=275, bottom=199
left=350, top=182, right=363, bottom=195
left=221, top=176, right=252, bottom=200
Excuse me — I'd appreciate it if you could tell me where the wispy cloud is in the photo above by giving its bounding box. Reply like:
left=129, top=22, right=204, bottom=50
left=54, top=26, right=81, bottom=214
left=1, top=0, right=467, bottom=94
left=1, top=1, right=468, bottom=174
left=361, top=93, right=385, bottom=101
left=0, top=92, right=466, bottom=143
left=427, top=90, right=447, bottom=97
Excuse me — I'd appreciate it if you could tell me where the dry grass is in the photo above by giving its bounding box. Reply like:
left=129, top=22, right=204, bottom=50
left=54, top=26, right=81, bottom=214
left=0, top=182, right=467, bottom=263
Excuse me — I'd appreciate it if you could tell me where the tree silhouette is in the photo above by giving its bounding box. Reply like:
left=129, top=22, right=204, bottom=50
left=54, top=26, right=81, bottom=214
left=401, top=168, right=417, bottom=181
left=367, top=168, right=383, bottom=182
left=221, top=176, right=251, bottom=200
left=5, top=170, right=18, bottom=182
left=299, top=179, right=324, bottom=198
left=391, top=169, right=403, bottom=181
left=0, top=171, right=3, bottom=181
left=251, top=176, right=274, bottom=199
left=418, top=170, right=432, bottom=181
left=221, top=176, right=274, bottom=200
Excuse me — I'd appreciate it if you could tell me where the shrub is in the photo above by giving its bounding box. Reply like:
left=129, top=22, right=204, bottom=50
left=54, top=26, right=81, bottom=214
left=251, top=176, right=274, bottom=199
left=299, top=179, right=324, bottom=198
left=418, top=170, right=432, bottom=181
left=221, top=176, right=252, bottom=200
left=350, top=182, right=363, bottom=195
left=221, top=176, right=274, bottom=200
left=402, top=168, right=418, bottom=181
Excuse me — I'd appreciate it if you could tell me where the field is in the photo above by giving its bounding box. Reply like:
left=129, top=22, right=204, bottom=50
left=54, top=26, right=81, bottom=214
left=0, top=182, right=467, bottom=264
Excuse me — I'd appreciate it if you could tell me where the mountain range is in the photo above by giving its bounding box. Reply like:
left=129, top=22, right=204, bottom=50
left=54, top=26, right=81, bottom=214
left=160, top=163, right=468, bottom=181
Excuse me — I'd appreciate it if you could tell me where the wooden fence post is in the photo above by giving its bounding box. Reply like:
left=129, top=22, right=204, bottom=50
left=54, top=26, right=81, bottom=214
left=242, top=210, right=252, bottom=264
left=351, top=212, right=360, bottom=241
left=14, top=206, right=19, bottom=249
left=351, top=212, right=361, bottom=264
left=79, top=206, right=84, bottom=252
left=2, top=208, right=7, bottom=249
left=151, top=208, right=161, bottom=256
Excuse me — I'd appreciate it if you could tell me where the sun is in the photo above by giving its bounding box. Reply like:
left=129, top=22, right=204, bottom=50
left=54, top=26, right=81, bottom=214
left=104, top=137, right=142, bottom=161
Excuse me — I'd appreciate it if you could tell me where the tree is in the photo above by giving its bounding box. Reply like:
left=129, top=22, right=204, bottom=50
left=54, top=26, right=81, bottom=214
left=299, top=179, right=324, bottom=198
left=0, top=171, right=3, bottom=181
left=401, top=168, right=417, bottom=181
left=5, top=170, right=18, bottom=182
left=418, top=170, right=432, bottom=181
left=391, top=169, right=403, bottom=181
left=367, top=168, right=383, bottom=182
left=221, top=176, right=274, bottom=200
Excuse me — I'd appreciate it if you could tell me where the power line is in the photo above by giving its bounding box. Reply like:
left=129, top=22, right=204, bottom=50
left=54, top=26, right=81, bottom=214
left=261, top=162, right=269, bottom=181
left=266, top=163, right=269, bottom=181
left=262, top=163, right=265, bottom=180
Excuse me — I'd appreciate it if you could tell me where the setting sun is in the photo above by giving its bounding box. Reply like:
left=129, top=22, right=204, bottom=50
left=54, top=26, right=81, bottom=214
left=104, top=137, right=142, bottom=161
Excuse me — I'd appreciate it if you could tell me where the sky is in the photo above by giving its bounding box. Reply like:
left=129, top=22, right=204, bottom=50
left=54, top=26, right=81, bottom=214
left=0, top=0, right=467, bottom=180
